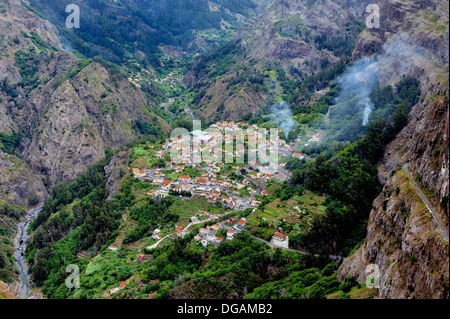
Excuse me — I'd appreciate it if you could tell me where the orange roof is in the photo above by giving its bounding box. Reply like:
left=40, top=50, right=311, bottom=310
left=227, top=229, right=235, bottom=233
left=179, top=175, right=190, bottom=179
left=216, top=237, right=223, bottom=241
left=148, top=293, right=157, bottom=299
left=238, top=219, right=246, bottom=225
left=197, top=178, right=206, bottom=183
left=274, top=232, right=286, bottom=238
left=120, top=281, right=127, bottom=287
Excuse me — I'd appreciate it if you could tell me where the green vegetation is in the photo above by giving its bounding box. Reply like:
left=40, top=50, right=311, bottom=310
left=14, top=48, right=40, bottom=90
left=123, top=197, right=178, bottom=244
left=0, top=202, right=26, bottom=283
left=244, top=263, right=341, bottom=299
left=282, top=77, right=421, bottom=255
left=27, top=0, right=256, bottom=68
left=0, top=131, right=20, bottom=155
left=134, top=120, right=162, bottom=137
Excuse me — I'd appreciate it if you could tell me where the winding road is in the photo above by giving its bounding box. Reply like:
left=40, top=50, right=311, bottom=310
left=13, top=205, right=43, bottom=299
left=403, top=164, right=449, bottom=242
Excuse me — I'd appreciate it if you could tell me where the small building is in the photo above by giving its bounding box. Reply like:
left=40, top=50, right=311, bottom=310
left=226, top=229, right=235, bottom=240
left=191, top=216, right=199, bottom=223
left=108, top=245, right=118, bottom=251
left=270, top=232, right=289, bottom=249
left=161, top=180, right=173, bottom=190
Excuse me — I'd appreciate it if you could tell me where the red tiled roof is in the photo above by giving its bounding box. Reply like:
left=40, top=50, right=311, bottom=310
left=274, top=232, right=286, bottom=238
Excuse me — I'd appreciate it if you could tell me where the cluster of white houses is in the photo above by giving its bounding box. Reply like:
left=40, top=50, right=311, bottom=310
left=193, top=217, right=247, bottom=247
left=157, top=121, right=293, bottom=165
left=132, top=161, right=266, bottom=210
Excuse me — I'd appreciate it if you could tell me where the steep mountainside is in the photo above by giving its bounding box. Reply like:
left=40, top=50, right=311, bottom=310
left=0, top=0, right=168, bottom=198
left=337, top=0, right=449, bottom=298
left=25, top=0, right=262, bottom=67
left=183, top=0, right=371, bottom=121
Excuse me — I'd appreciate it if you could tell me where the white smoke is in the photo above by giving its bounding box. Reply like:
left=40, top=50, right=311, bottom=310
left=333, top=33, right=429, bottom=127
left=270, top=101, right=297, bottom=138
left=335, top=57, right=378, bottom=125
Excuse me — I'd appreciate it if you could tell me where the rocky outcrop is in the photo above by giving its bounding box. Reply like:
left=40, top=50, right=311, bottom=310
left=104, top=149, right=130, bottom=201
left=338, top=0, right=449, bottom=299
left=337, top=168, right=449, bottom=298
left=0, top=149, right=47, bottom=206
left=22, top=59, right=163, bottom=188
left=0, top=280, right=17, bottom=299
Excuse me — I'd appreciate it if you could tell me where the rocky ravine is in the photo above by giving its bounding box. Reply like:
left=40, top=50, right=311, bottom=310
left=338, top=0, right=449, bottom=298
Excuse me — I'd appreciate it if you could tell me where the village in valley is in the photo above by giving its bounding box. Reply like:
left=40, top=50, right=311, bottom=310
left=95, top=121, right=327, bottom=299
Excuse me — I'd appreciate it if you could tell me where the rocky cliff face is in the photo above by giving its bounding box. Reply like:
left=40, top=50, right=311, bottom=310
left=104, top=148, right=131, bottom=201
left=0, top=149, right=46, bottom=206
left=337, top=0, right=449, bottom=298
left=0, top=0, right=168, bottom=201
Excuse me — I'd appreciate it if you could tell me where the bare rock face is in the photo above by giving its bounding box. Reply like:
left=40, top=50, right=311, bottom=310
left=104, top=149, right=130, bottom=201
left=338, top=0, right=449, bottom=298
left=0, top=149, right=47, bottom=206
left=0, top=280, right=17, bottom=299
left=22, top=60, right=161, bottom=188
left=0, top=0, right=168, bottom=194
left=24, top=80, right=106, bottom=184
left=337, top=169, right=449, bottom=299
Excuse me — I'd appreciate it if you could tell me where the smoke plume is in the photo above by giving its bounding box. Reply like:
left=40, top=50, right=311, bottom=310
left=270, top=101, right=297, bottom=138
left=335, top=57, right=378, bottom=125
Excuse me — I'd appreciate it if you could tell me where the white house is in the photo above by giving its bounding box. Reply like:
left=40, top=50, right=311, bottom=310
left=226, top=229, right=235, bottom=240
left=270, top=232, right=289, bottom=249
